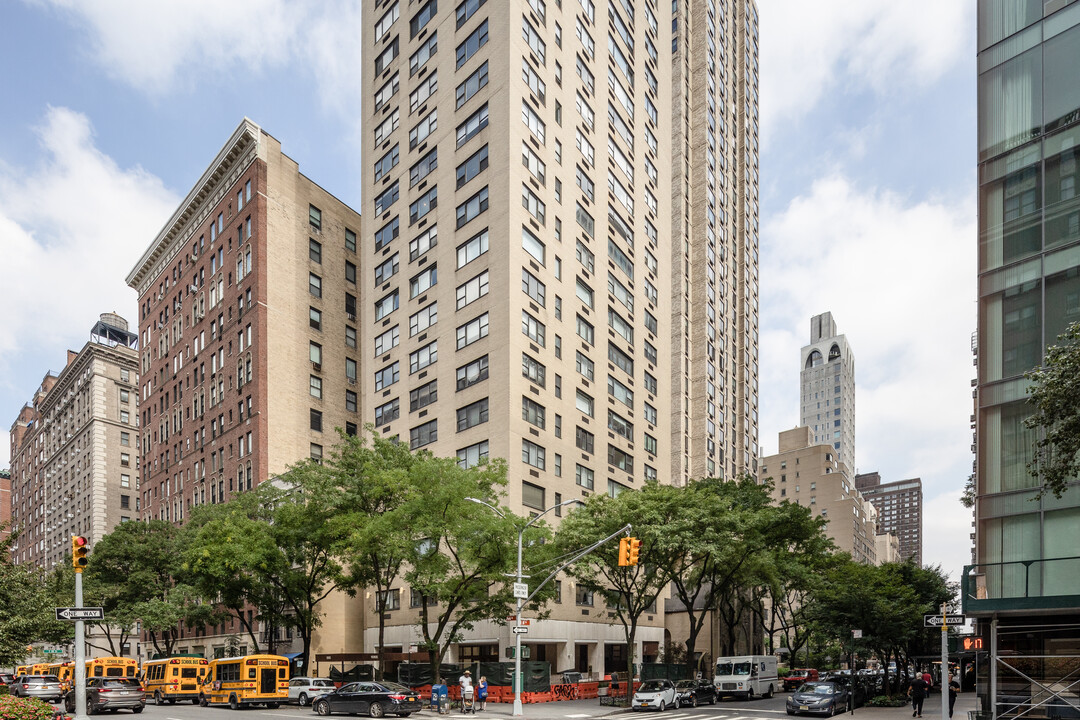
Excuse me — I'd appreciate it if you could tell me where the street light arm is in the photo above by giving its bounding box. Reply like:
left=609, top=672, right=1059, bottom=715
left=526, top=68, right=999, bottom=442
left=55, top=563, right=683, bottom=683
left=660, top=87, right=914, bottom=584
left=521, top=497, right=585, bottom=533
left=524, top=522, right=631, bottom=606
left=465, top=496, right=506, bottom=518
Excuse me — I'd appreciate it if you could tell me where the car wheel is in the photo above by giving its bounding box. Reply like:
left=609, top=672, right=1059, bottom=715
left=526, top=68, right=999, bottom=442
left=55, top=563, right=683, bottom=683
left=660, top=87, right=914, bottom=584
left=133, top=707, right=144, bottom=714
left=658, top=701, right=666, bottom=712
left=692, top=697, right=698, bottom=709
left=369, top=702, right=385, bottom=718
left=787, top=710, right=796, bottom=716
left=199, top=695, right=208, bottom=708
left=316, top=700, right=332, bottom=716
left=169, top=699, right=176, bottom=705
left=674, top=697, right=681, bottom=710
left=154, top=692, right=163, bottom=706
left=748, top=688, right=755, bottom=701
left=299, top=694, right=309, bottom=707
left=766, top=686, right=774, bottom=699
left=229, top=695, right=239, bottom=710
left=269, top=703, right=281, bottom=709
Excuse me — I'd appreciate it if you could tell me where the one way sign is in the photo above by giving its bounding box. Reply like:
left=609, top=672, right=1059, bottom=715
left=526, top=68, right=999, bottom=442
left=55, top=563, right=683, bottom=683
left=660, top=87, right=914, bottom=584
left=55, top=607, right=104, bottom=621
left=924, top=614, right=965, bottom=628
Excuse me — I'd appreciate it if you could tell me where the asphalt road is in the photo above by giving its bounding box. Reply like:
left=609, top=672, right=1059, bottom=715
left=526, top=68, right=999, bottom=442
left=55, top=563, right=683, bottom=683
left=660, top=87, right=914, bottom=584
left=115, top=693, right=795, bottom=720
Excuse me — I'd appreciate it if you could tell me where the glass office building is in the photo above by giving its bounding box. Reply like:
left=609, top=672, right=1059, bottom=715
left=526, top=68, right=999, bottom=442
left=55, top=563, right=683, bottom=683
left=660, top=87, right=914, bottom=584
left=968, top=1, right=1080, bottom=716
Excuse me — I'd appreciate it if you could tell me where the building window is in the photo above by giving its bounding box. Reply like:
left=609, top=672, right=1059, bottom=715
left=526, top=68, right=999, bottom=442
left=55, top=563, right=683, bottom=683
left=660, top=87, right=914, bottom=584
left=311, top=443, right=324, bottom=464
left=457, top=229, right=489, bottom=268
left=522, top=396, right=546, bottom=429
left=410, top=419, right=438, bottom=449
left=576, top=586, right=593, bottom=606
left=576, top=464, right=594, bottom=490
left=457, top=398, right=490, bottom=431
left=522, top=353, right=546, bottom=387
left=120, top=495, right=130, bottom=509
left=120, top=474, right=130, bottom=488
left=576, top=426, right=594, bottom=454
left=309, top=307, right=322, bottom=330
left=377, top=588, right=401, bottom=611
left=410, top=341, right=438, bottom=373
left=309, top=273, right=322, bottom=298
left=410, top=380, right=439, bottom=411
left=346, top=390, right=358, bottom=412
left=309, top=205, right=322, bottom=231
left=457, top=440, right=489, bottom=468
left=375, top=362, right=400, bottom=391
left=522, top=480, right=545, bottom=510
left=310, top=375, right=323, bottom=399
left=456, top=355, right=489, bottom=390
left=376, top=399, right=400, bottom=426
left=457, top=313, right=489, bottom=349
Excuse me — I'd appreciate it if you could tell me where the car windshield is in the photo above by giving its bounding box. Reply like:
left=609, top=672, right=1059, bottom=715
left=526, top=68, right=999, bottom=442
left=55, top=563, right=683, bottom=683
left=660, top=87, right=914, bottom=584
left=674, top=681, right=695, bottom=689
left=800, top=683, right=837, bottom=695
left=339, top=683, right=360, bottom=693
left=717, top=663, right=751, bottom=676
left=29, top=676, right=60, bottom=683
left=638, top=681, right=667, bottom=692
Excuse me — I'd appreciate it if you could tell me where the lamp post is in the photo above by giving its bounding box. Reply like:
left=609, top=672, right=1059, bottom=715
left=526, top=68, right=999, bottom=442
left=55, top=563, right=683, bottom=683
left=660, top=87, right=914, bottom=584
left=466, top=497, right=583, bottom=717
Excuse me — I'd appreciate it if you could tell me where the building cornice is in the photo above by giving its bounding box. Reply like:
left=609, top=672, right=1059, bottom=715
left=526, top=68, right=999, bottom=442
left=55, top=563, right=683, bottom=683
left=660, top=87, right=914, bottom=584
left=126, top=118, right=263, bottom=292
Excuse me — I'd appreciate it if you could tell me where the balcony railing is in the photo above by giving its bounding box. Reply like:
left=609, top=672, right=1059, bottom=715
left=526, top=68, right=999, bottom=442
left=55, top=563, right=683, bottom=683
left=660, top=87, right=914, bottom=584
left=963, top=557, right=1080, bottom=614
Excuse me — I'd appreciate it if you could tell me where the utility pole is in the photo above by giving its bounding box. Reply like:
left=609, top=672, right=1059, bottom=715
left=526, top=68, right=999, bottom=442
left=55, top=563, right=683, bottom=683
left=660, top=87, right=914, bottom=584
left=941, top=604, right=949, bottom=720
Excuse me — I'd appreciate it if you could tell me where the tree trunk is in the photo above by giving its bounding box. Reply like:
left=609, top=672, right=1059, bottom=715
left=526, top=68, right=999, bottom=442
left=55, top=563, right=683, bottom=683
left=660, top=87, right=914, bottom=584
left=684, top=621, right=702, bottom=678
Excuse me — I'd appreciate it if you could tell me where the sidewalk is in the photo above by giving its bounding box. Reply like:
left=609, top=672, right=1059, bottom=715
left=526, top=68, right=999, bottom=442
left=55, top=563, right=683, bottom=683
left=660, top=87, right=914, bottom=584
left=414, top=692, right=979, bottom=720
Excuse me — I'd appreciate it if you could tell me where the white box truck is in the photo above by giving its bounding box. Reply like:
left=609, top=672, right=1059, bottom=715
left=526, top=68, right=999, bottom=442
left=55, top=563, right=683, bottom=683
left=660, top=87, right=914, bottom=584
left=714, top=656, right=778, bottom=699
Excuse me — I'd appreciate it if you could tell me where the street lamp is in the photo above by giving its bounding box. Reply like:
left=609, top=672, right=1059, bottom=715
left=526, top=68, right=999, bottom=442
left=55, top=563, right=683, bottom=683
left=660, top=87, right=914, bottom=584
left=466, top=497, right=583, bottom=717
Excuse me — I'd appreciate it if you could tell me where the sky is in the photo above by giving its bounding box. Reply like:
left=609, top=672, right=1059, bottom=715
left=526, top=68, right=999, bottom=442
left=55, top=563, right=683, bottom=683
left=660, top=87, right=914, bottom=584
left=0, top=2, right=978, bottom=580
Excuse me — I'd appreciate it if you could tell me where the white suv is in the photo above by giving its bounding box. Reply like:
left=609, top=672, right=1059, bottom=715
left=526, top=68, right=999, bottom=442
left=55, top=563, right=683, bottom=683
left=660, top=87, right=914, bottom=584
left=288, top=677, right=336, bottom=706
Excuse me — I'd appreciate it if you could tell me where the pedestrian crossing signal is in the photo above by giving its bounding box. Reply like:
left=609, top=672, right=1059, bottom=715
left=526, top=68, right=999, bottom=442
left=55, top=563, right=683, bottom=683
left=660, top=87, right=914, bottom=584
left=962, top=637, right=983, bottom=651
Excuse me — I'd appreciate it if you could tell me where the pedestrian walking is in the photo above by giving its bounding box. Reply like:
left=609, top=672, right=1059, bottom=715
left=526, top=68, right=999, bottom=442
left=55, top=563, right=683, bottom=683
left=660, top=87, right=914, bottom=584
left=477, top=677, right=488, bottom=711
left=949, top=677, right=961, bottom=718
left=909, top=674, right=928, bottom=718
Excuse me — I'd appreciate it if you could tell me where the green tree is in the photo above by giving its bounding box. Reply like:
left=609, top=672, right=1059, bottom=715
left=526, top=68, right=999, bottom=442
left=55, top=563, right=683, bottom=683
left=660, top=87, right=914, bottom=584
left=308, top=428, right=417, bottom=679
left=85, top=520, right=186, bottom=656
left=1025, top=320, right=1080, bottom=498
left=0, top=525, right=67, bottom=666
left=402, top=455, right=526, bottom=682
left=184, top=474, right=349, bottom=672
left=556, top=481, right=683, bottom=687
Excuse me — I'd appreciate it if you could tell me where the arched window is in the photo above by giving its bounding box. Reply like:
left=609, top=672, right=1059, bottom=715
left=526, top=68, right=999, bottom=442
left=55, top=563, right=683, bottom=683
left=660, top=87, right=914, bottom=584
left=805, top=350, right=823, bottom=369
left=828, top=343, right=841, bottom=361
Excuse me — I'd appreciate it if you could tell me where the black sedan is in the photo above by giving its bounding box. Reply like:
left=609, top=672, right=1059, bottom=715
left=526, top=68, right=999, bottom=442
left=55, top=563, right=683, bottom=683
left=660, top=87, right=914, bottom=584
left=786, top=681, right=850, bottom=717
left=312, top=681, right=421, bottom=718
left=674, top=680, right=717, bottom=707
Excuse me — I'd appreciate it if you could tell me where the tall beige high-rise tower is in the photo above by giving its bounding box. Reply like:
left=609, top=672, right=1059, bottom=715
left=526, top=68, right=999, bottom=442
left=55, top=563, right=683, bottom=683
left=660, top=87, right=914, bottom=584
left=360, top=0, right=758, bottom=674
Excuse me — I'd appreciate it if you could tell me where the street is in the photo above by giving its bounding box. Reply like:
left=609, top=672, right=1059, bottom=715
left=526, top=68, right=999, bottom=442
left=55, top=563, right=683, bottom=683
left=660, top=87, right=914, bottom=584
left=121, top=694, right=794, bottom=720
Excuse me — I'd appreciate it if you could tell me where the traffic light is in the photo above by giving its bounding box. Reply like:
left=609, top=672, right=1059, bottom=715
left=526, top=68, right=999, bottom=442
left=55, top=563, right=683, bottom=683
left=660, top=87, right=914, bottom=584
left=627, top=538, right=641, bottom=566
left=72, top=535, right=89, bottom=571
left=618, top=537, right=630, bottom=566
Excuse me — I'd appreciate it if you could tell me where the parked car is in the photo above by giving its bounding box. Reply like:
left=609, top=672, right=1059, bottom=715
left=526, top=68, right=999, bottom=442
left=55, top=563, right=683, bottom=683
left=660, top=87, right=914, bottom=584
left=674, top=679, right=717, bottom=707
left=64, top=677, right=146, bottom=715
left=784, top=670, right=820, bottom=692
left=12, top=675, right=64, bottom=703
left=786, top=681, right=850, bottom=717
left=632, top=679, right=678, bottom=712
left=0, top=672, right=17, bottom=687
left=289, top=677, right=337, bottom=707
left=312, top=681, right=420, bottom=717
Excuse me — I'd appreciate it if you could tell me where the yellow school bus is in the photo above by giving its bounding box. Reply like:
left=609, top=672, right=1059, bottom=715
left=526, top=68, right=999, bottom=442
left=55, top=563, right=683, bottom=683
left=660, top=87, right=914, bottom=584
left=29, top=663, right=52, bottom=675
left=142, top=657, right=209, bottom=705
left=199, top=655, right=289, bottom=709
left=47, top=662, right=74, bottom=690
left=86, top=657, right=138, bottom=679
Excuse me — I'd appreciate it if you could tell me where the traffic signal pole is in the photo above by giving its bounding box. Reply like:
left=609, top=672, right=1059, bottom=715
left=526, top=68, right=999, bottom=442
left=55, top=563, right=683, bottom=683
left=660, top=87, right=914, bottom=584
left=941, top=604, right=949, bottom=720
left=74, top=560, right=88, bottom=720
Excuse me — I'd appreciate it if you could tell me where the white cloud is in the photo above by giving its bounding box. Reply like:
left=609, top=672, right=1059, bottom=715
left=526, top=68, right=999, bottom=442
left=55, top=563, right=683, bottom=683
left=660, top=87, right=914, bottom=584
left=758, top=1, right=973, bottom=144
left=0, top=107, right=178, bottom=466
left=759, top=175, right=977, bottom=576
left=35, top=0, right=304, bottom=94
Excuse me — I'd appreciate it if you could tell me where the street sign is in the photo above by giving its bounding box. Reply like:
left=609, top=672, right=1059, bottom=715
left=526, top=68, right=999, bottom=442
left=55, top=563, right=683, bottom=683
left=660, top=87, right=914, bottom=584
left=42, top=649, right=64, bottom=654
left=924, top=614, right=965, bottom=628
left=55, top=607, right=104, bottom=621
left=512, top=626, right=529, bottom=634
left=852, top=629, right=863, bottom=639
left=513, top=582, right=528, bottom=599
left=506, top=615, right=530, bottom=624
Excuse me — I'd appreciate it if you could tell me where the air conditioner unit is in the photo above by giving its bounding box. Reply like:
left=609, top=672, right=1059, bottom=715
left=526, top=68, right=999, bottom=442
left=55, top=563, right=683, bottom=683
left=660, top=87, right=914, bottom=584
left=347, top=312, right=356, bottom=321
left=348, top=378, right=357, bottom=385
left=312, top=362, right=322, bottom=372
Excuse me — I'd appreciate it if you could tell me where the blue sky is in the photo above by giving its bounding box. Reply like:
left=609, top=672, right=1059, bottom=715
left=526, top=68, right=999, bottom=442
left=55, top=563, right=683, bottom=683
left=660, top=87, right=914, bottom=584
left=0, top=2, right=977, bottom=579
